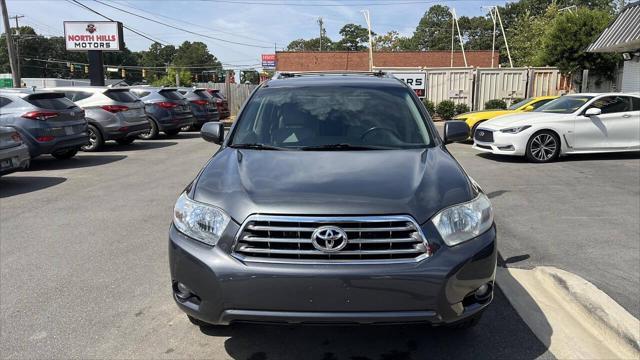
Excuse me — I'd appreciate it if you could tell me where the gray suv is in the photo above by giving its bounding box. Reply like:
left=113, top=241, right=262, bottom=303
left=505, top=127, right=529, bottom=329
left=130, top=87, right=194, bottom=139
left=50, top=87, right=150, bottom=151
left=169, top=73, right=496, bottom=329
left=0, top=89, right=88, bottom=160
left=178, top=88, right=220, bottom=131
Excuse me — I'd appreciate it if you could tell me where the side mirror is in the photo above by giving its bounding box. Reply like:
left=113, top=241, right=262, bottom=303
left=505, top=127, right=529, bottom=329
left=201, top=122, right=224, bottom=144
left=585, top=108, right=602, bottom=117
left=444, top=120, right=470, bottom=144
left=523, top=105, right=535, bottom=112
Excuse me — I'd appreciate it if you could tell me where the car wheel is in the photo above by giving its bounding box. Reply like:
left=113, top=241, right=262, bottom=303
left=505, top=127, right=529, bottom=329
left=116, top=137, right=135, bottom=145
left=51, top=148, right=78, bottom=160
left=526, top=130, right=560, bottom=163
left=138, top=118, right=158, bottom=140
left=164, top=129, right=180, bottom=136
left=445, top=311, right=483, bottom=330
left=81, top=125, right=103, bottom=152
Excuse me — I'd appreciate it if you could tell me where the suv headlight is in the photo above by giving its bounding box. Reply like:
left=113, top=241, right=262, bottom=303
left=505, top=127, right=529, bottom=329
left=173, top=192, right=230, bottom=246
left=430, top=193, right=493, bottom=246
left=500, top=125, right=531, bottom=134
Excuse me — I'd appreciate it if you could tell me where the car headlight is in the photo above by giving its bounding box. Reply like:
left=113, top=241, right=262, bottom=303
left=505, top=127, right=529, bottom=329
left=430, top=193, right=493, bottom=246
left=500, top=125, right=531, bottom=134
left=173, top=192, right=230, bottom=246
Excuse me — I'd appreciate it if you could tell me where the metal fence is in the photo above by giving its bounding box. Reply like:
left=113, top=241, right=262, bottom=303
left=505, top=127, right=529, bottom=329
left=196, top=82, right=259, bottom=115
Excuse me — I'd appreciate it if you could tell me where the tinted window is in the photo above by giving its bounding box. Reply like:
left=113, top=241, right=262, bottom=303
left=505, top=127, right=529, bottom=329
left=590, top=96, right=631, bottom=114
left=134, top=90, right=151, bottom=98
left=0, top=96, right=11, bottom=108
left=508, top=98, right=532, bottom=110
left=26, top=93, right=78, bottom=110
left=105, top=90, right=139, bottom=103
left=159, top=90, right=184, bottom=100
left=531, top=99, right=553, bottom=109
left=632, top=97, right=640, bottom=111
left=178, top=90, right=187, bottom=95
left=194, top=89, right=213, bottom=99
left=62, top=91, right=92, bottom=102
left=536, top=96, right=593, bottom=114
left=212, top=91, right=225, bottom=100
left=231, top=86, right=432, bottom=149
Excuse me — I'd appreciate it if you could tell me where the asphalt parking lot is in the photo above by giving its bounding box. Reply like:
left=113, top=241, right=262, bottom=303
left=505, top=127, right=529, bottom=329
left=1, top=128, right=638, bottom=359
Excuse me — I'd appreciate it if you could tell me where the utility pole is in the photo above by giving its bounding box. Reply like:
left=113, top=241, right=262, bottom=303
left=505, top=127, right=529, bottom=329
left=487, top=7, right=497, bottom=68
left=449, top=8, right=468, bottom=67
left=317, top=17, right=324, bottom=51
left=9, top=14, right=24, bottom=81
left=494, top=6, right=513, bottom=68
left=361, top=9, right=373, bottom=71
left=1, top=0, right=20, bottom=87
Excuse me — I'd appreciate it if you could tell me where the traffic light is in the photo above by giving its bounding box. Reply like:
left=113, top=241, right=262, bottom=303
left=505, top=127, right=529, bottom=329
left=121, top=68, right=126, bottom=78
left=84, top=66, right=89, bottom=74
left=142, top=68, right=146, bottom=77
left=70, top=64, right=75, bottom=72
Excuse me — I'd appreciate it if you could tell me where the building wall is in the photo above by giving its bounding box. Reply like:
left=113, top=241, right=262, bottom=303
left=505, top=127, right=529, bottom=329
left=621, top=59, right=640, bottom=92
left=275, top=51, right=498, bottom=71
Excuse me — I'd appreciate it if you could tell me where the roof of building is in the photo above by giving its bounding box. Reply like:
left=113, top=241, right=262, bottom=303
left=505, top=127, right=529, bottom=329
left=587, top=1, right=640, bottom=53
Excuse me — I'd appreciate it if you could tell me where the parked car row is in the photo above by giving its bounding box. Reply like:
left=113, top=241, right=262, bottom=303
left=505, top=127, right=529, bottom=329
left=0, top=86, right=229, bottom=176
left=455, top=92, right=640, bottom=163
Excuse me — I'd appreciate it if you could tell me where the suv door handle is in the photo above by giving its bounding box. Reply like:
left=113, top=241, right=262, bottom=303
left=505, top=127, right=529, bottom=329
left=622, top=114, right=631, bottom=118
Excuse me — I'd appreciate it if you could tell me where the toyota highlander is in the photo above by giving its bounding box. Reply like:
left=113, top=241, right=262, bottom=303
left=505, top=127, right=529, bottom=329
left=169, top=72, right=497, bottom=329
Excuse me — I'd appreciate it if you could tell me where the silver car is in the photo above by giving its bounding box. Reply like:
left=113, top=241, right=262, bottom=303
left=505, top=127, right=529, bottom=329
left=49, top=87, right=150, bottom=151
left=0, top=89, right=88, bottom=160
left=0, top=126, right=30, bottom=176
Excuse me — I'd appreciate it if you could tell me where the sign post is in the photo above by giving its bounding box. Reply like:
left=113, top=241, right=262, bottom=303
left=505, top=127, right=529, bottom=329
left=64, top=21, right=124, bottom=86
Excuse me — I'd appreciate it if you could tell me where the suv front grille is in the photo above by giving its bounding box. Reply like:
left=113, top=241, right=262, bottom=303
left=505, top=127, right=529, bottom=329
left=233, top=215, right=429, bottom=263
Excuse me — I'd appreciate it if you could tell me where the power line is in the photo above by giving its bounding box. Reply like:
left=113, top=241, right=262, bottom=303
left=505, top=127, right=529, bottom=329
left=194, top=0, right=486, bottom=6
left=112, top=0, right=279, bottom=46
left=66, top=0, right=169, bottom=45
left=92, top=0, right=273, bottom=48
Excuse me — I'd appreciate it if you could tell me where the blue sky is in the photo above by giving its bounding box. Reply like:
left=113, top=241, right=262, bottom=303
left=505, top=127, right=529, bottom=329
left=4, top=0, right=509, bottom=69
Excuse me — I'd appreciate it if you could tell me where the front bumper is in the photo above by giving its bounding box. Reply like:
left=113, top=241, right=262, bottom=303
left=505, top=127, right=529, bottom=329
left=169, top=223, right=497, bottom=325
left=473, top=129, right=527, bottom=156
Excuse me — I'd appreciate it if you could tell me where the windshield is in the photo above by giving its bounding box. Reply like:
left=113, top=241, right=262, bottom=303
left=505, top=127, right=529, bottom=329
left=508, top=98, right=532, bottom=110
left=229, top=85, right=433, bottom=149
left=536, top=96, right=593, bottom=114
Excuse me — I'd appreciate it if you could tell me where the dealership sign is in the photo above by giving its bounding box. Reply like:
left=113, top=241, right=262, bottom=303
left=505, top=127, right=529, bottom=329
left=392, top=72, right=427, bottom=98
left=261, top=54, right=276, bottom=69
left=64, top=21, right=124, bottom=51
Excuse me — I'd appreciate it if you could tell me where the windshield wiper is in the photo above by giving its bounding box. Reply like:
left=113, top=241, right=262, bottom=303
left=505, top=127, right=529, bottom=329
left=229, top=143, right=286, bottom=150
left=300, top=143, right=392, bottom=151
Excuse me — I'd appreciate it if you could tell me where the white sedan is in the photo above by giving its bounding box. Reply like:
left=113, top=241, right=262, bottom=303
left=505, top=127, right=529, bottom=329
left=473, top=93, right=640, bottom=163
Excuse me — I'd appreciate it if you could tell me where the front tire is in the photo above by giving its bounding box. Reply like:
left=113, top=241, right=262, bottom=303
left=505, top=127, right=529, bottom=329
left=138, top=118, right=158, bottom=140
left=526, top=130, right=560, bottom=163
left=81, top=125, right=103, bottom=152
left=51, top=148, right=78, bottom=160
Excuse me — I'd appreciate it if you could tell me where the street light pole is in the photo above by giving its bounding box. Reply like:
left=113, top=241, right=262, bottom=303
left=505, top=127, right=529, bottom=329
left=361, top=9, right=373, bottom=71
left=1, top=0, right=20, bottom=87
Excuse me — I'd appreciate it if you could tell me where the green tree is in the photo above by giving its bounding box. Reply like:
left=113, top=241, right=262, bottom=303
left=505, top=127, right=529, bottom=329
left=173, top=41, right=221, bottom=68
left=152, top=67, right=192, bottom=87
left=286, top=37, right=334, bottom=51
left=411, top=5, right=452, bottom=50
left=538, top=7, right=618, bottom=79
left=336, top=24, right=373, bottom=51
left=509, top=5, right=559, bottom=66
left=240, top=70, right=260, bottom=84
left=373, top=31, right=410, bottom=51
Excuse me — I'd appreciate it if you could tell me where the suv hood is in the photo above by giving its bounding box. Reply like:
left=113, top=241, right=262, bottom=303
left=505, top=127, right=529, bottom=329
left=481, top=112, right=568, bottom=129
left=193, top=147, right=475, bottom=224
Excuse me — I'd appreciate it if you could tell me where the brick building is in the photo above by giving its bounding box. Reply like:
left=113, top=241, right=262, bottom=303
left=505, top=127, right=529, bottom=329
left=275, top=51, right=498, bottom=71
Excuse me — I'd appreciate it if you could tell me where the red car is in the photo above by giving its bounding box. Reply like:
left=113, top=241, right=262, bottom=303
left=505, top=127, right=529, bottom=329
left=206, top=89, right=230, bottom=120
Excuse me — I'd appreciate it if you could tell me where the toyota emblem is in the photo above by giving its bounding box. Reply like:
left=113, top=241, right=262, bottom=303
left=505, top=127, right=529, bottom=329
left=311, top=226, right=348, bottom=253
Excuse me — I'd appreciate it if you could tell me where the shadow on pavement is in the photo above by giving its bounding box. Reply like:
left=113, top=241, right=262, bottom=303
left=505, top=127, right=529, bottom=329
left=26, top=154, right=126, bottom=171
left=197, top=287, right=552, bottom=360
left=477, top=151, right=640, bottom=163
left=0, top=176, right=67, bottom=198
left=103, top=141, right=178, bottom=152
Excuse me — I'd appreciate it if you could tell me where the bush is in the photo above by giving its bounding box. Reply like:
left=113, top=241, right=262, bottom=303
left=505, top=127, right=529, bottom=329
left=436, top=100, right=456, bottom=120
left=484, top=99, right=507, bottom=110
left=454, top=103, right=470, bottom=115
left=422, top=99, right=435, bottom=116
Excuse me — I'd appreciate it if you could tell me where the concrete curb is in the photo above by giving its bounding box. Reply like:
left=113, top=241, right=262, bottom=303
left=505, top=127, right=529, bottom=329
left=497, top=266, right=640, bottom=359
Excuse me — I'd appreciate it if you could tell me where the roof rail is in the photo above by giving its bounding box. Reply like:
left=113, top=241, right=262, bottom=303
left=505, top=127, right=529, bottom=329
left=273, top=70, right=390, bottom=79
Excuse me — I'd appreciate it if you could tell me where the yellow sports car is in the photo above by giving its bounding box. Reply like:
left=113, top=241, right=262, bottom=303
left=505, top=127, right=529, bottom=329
left=454, top=96, right=559, bottom=136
